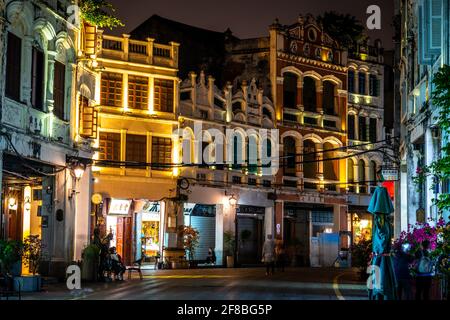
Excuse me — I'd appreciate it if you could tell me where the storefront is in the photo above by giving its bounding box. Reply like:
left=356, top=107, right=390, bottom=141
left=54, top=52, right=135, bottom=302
left=103, top=198, right=166, bottom=265
left=183, top=203, right=216, bottom=262
left=350, top=209, right=373, bottom=244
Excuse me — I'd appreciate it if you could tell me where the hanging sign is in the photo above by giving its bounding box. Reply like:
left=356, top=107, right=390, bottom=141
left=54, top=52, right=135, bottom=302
left=108, top=199, right=132, bottom=215
left=381, top=168, right=398, bottom=181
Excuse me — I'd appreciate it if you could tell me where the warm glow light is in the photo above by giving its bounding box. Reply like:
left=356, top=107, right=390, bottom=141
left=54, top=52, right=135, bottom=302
left=360, top=219, right=369, bottom=229
left=172, top=137, right=180, bottom=177
left=8, top=198, right=18, bottom=210
left=74, top=164, right=85, bottom=180
left=228, top=195, right=237, bottom=206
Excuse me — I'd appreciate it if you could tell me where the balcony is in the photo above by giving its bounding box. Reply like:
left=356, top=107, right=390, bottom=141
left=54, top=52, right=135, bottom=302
left=98, top=34, right=179, bottom=69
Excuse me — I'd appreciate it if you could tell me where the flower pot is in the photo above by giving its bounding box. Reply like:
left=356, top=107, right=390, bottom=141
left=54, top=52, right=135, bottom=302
left=226, top=256, right=234, bottom=268
left=14, top=275, right=42, bottom=292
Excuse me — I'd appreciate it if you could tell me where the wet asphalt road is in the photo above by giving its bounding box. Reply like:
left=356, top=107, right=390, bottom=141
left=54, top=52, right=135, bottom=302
left=21, top=267, right=368, bottom=300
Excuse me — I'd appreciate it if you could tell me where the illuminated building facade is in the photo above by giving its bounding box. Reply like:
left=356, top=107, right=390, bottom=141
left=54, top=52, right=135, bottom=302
left=269, top=16, right=349, bottom=266
left=346, top=42, right=387, bottom=244
left=92, top=32, right=180, bottom=264
left=178, top=71, right=276, bottom=265
left=0, top=0, right=97, bottom=277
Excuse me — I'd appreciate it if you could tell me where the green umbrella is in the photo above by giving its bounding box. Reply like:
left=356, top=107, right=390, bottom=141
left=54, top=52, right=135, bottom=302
left=367, top=186, right=397, bottom=300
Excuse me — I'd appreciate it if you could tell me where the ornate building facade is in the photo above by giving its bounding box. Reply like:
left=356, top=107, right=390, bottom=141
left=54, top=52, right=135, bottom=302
left=268, top=16, right=349, bottom=266
left=178, top=71, right=276, bottom=265
left=0, top=0, right=98, bottom=277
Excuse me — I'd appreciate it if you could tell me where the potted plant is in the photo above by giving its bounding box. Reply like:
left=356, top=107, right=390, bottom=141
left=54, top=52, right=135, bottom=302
left=0, top=240, right=23, bottom=291
left=81, top=244, right=100, bottom=282
left=178, top=226, right=200, bottom=268
left=224, top=231, right=236, bottom=268
left=350, top=238, right=372, bottom=280
left=15, top=235, right=44, bottom=292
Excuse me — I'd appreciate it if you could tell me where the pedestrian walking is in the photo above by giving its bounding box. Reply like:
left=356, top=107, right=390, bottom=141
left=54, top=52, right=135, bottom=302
left=262, top=235, right=275, bottom=276
left=414, top=240, right=434, bottom=300
left=394, top=244, right=414, bottom=300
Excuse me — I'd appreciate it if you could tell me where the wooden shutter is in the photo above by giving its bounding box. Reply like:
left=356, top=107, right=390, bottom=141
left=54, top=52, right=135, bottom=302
left=79, top=96, right=98, bottom=139
left=53, top=61, right=66, bottom=119
left=5, top=32, right=22, bottom=101
left=31, top=47, right=45, bottom=110
left=430, top=0, right=442, bottom=49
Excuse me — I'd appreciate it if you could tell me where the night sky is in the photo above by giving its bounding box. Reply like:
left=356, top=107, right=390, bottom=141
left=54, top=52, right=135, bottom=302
left=108, top=0, right=395, bottom=49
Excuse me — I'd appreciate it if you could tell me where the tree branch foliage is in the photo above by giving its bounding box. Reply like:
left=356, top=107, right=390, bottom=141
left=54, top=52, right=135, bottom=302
left=79, top=0, right=124, bottom=29
left=428, top=65, right=450, bottom=213
left=316, top=11, right=368, bottom=49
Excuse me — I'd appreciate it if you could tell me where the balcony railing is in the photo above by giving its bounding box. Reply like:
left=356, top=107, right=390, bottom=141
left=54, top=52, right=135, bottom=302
left=98, top=34, right=179, bottom=69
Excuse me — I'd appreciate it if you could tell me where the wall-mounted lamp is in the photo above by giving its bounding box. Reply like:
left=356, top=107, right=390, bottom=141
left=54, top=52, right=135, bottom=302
left=8, top=197, right=18, bottom=211
left=225, top=191, right=238, bottom=206
left=73, top=163, right=86, bottom=180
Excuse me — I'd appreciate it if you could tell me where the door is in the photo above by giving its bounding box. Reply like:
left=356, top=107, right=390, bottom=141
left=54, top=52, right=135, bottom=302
left=237, top=216, right=264, bottom=265
left=116, top=217, right=124, bottom=258
left=284, top=207, right=310, bottom=266
left=135, top=212, right=142, bottom=261
left=123, top=217, right=132, bottom=265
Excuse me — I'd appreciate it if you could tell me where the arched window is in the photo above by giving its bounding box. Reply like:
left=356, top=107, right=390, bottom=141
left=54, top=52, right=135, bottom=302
left=348, top=69, right=355, bottom=93
left=348, top=114, right=356, bottom=140
left=348, top=159, right=355, bottom=192
left=358, top=72, right=366, bottom=95
left=358, top=160, right=366, bottom=193
left=323, top=81, right=335, bottom=115
left=232, top=135, right=244, bottom=170
left=303, top=140, right=317, bottom=179
left=359, top=116, right=367, bottom=141
left=283, top=73, right=298, bottom=108
left=303, top=77, right=317, bottom=112
left=369, top=117, right=377, bottom=143
left=323, top=142, right=337, bottom=180
left=261, top=139, right=272, bottom=175
left=283, top=137, right=296, bottom=177
left=247, top=136, right=258, bottom=174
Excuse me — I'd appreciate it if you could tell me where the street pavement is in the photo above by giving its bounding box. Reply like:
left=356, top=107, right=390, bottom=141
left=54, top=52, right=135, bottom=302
left=18, top=267, right=368, bottom=300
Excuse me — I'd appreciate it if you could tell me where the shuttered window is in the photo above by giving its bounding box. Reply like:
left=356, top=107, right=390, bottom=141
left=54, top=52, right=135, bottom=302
left=99, top=132, right=121, bottom=161
left=126, top=134, right=147, bottom=164
left=79, top=95, right=98, bottom=139
left=5, top=32, right=22, bottom=101
left=31, top=47, right=45, bottom=110
left=369, top=75, right=379, bottom=96
left=128, top=75, right=148, bottom=110
left=53, top=61, right=66, bottom=119
left=359, top=116, right=367, bottom=141
left=101, top=72, right=123, bottom=107
left=369, top=118, right=377, bottom=143
left=151, top=137, right=172, bottom=170
left=154, top=79, right=174, bottom=113
left=358, top=72, right=366, bottom=95
left=430, top=0, right=442, bottom=49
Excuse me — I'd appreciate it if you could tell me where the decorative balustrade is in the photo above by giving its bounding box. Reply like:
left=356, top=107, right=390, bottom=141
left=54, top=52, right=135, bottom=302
left=98, top=34, right=179, bottom=68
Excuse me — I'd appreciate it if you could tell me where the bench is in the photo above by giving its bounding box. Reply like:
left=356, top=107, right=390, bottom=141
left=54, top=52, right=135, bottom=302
left=126, top=258, right=143, bottom=280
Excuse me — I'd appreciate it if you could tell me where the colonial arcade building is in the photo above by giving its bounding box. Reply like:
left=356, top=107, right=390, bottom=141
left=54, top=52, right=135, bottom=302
left=178, top=71, right=276, bottom=266
left=269, top=16, right=349, bottom=267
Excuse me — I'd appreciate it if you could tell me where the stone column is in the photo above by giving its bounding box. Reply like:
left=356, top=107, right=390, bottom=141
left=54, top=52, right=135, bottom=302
left=316, top=143, right=324, bottom=180
left=46, top=51, right=57, bottom=113
left=316, top=82, right=323, bottom=113
left=23, top=36, right=34, bottom=106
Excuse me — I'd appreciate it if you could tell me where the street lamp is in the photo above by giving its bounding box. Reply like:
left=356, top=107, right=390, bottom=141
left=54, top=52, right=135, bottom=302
left=228, top=194, right=237, bottom=206
left=73, top=163, right=85, bottom=180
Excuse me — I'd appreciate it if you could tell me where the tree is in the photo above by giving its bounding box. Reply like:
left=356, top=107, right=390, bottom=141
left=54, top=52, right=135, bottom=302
left=79, top=0, right=124, bottom=29
left=316, top=11, right=367, bottom=49
left=428, top=65, right=450, bottom=214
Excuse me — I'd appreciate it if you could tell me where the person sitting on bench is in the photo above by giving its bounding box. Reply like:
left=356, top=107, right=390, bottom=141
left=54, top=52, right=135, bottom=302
left=109, top=247, right=126, bottom=281
left=206, top=247, right=216, bottom=265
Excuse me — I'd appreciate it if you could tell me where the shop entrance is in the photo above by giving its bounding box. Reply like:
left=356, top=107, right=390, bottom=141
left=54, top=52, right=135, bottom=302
left=236, top=205, right=265, bottom=266
left=1, top=154, right=53, bottom=275
left=184, top=204, right=216, bottom=262
left=284, top=205, right=310, bottom=267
